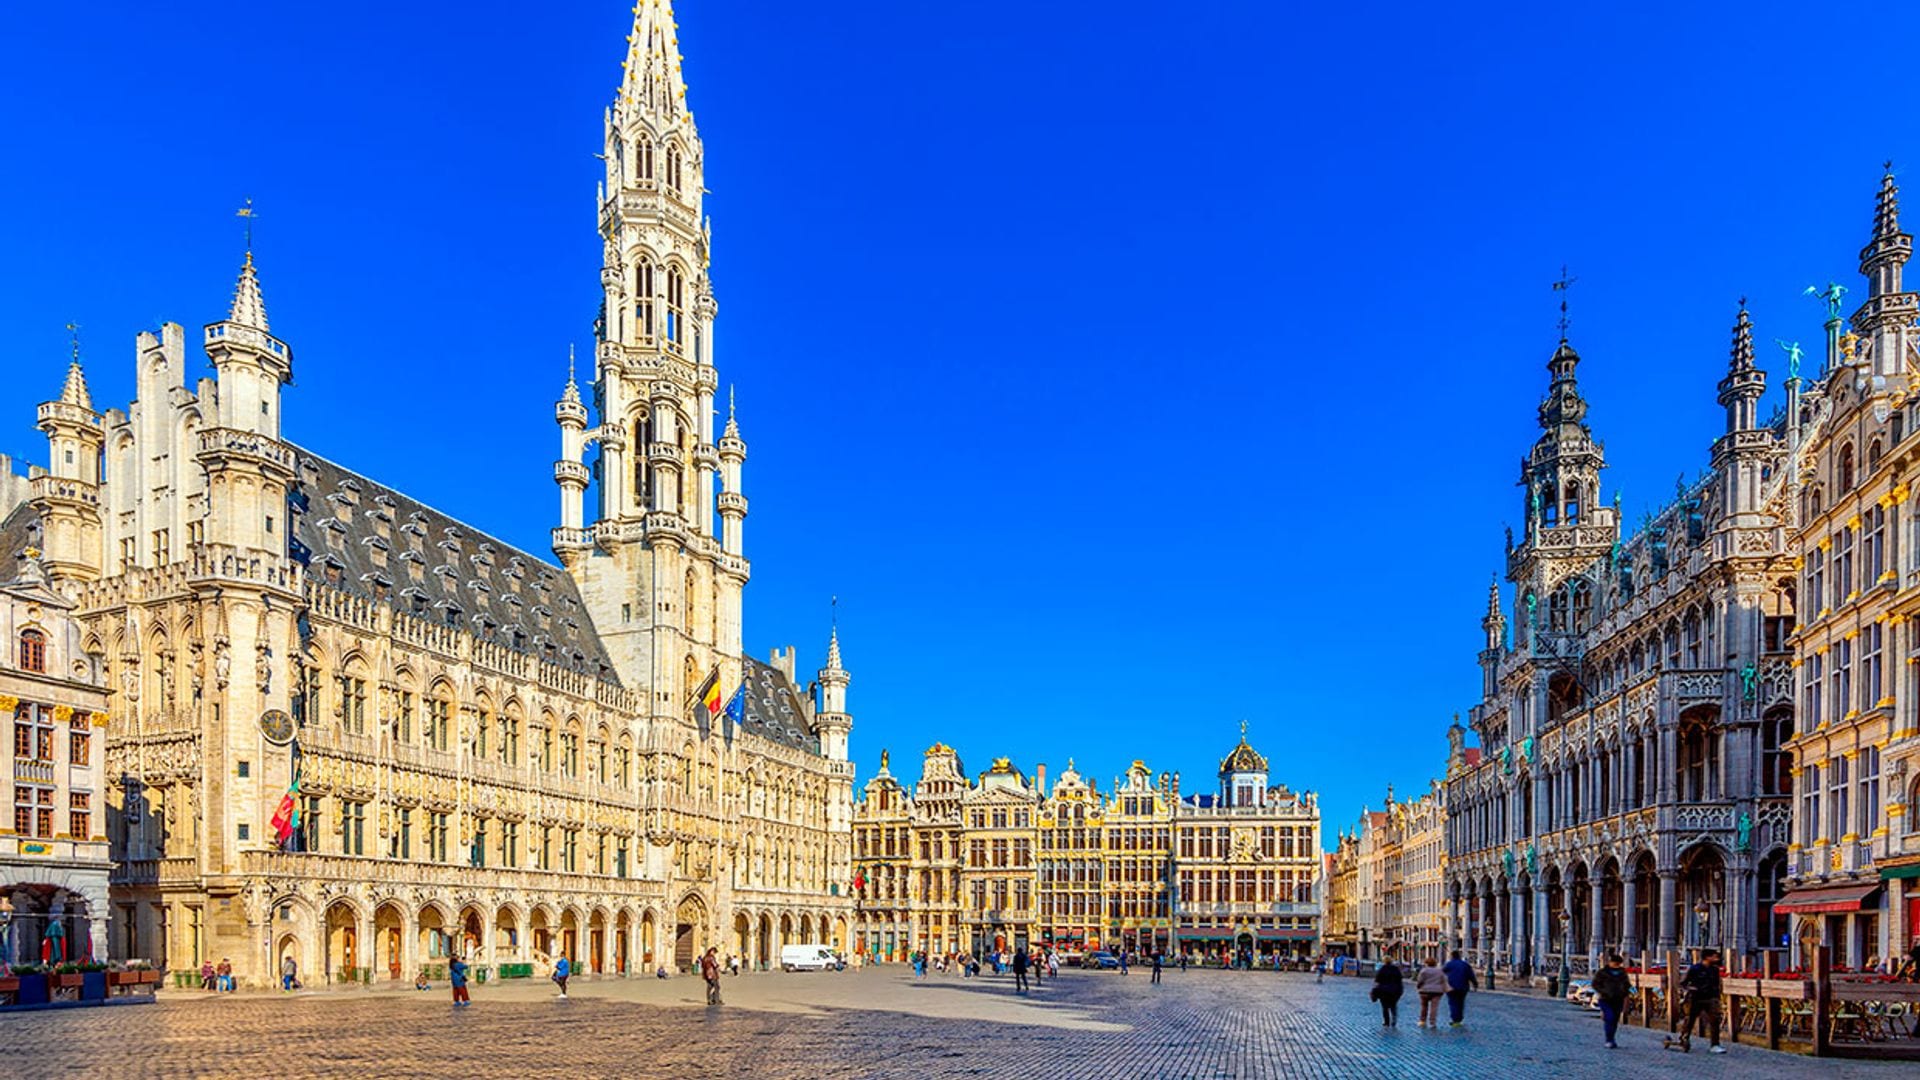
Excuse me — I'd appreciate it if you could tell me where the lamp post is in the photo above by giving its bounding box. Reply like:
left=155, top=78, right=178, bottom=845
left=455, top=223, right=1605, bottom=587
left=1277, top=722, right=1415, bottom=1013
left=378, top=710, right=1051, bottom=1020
left=1693, top=898, right=1711, bottom=957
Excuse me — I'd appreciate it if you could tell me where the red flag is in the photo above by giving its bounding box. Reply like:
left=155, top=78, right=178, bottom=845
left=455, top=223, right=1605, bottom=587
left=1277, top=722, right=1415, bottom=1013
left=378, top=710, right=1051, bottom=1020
left=270, top=769, right=301, bottom=847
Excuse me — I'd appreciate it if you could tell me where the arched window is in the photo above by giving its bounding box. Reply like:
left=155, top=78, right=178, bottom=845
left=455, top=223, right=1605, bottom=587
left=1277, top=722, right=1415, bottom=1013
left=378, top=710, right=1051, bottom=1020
left=1869, top=439, right=1884, bottom=470
left=1839, top=444, right=1856, bottom=491
left=666, top=145, right=682, bottom=193
left=665, top=266, right=685, bottom=348
left=683, top=569, right=697, bottom=637
left=1761, top=709, right=1794, bottom=795
left=18, top=629, right=47, bottom=673
left=1683, top=608, right=1702, bottom=667
left=1541, top=485, right=1559, bottom=528
left=1563, top=482, right=1582, bottom=526
left=1547, top=587, right=1570, bottom=633
left=1677, top=710, right=1719, bottom=801
left=1569, top=578, right=1593, bottom=633
left=635, top=137, right=654, bottom=181
left=633, top=412, right=653, bottom=509
left=634, top=259, right=656, bottom=340
left=1756, top=851, right=1789, bottom=952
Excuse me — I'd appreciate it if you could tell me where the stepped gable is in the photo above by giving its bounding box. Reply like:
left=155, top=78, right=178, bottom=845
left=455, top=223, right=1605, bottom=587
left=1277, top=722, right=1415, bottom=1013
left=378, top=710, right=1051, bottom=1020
left=737, top=655, right=821, bottom=754
left=289, top=446, right=618, bottom=683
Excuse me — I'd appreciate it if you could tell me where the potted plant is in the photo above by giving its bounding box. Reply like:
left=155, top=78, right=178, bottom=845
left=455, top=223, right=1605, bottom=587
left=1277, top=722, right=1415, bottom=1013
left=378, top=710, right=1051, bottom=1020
left=51, top=962, right=86, bottom=996
left=9, top=963, right=49, bottom=1006
left=79, top=961, right=109, bottom=1001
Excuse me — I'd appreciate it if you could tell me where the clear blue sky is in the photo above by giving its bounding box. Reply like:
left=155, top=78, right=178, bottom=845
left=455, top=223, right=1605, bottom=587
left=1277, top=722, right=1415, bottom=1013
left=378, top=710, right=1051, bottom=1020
left=2, top=2, right=1915, bottom=849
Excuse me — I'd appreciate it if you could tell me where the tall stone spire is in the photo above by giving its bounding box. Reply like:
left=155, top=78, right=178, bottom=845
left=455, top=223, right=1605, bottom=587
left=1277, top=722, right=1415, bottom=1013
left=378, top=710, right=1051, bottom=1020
left=619, top=0, right=691, bottom=122
left=1718, top=300, right=1764, bottom=434
left=1854, top=164, right=1916, bottom=378
left=59, top=358, right=93, bottom=410
left=228, top=252, right=269, bottom=332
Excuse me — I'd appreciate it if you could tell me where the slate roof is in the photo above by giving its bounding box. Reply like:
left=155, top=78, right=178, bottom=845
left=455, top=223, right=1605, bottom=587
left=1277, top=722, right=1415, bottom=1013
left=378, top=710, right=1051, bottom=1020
left=734, top=655, right=820, bottom=754
left=289, top=446, right=619, bottom=683
left=0, top=502, right=41, bottom=584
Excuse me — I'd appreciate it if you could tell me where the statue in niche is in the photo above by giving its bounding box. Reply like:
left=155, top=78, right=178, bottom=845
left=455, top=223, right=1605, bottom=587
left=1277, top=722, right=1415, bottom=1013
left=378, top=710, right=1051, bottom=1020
left=255, top=643, right=273, bottom=695
left=214, top=637, right=232, bottom=691
left=1736, top=812, right=1753, bottom=853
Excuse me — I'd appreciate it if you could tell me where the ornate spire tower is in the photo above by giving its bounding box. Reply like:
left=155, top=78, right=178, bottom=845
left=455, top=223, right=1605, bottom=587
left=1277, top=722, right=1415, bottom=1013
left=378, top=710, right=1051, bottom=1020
left=559, top=0, right=744, bottom=710
left=1853, top=164, right=1915, bottom=379
left=1713, top=301, right=1770, bottom=521
left=32, top=331, right=105, bottom=583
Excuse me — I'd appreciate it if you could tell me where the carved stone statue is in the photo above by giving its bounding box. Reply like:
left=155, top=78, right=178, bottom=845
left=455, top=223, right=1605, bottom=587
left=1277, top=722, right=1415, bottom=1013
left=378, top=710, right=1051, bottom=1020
left=214, top=638, right=232, bottom=691
left=255, top=644, right=273, bottom=695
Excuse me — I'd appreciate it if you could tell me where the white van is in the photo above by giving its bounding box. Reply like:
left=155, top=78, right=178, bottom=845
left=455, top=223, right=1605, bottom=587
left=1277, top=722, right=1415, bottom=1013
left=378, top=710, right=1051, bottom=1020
left=780, top=944, right=843, bottom=972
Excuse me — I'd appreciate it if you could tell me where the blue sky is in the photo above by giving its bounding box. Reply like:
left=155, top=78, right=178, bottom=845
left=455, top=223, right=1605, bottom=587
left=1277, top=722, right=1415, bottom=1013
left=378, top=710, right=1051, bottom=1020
left=2, top=1, right=1916, bottom=848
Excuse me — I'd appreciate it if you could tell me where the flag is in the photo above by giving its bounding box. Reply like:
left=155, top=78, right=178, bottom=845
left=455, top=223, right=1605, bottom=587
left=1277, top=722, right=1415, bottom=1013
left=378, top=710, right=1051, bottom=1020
left=852, top=868, right=866, bottom=892
left=695, top=667, right=725, bottom=717
left=722, top=684, right=746, bottom=726
left=271, top=768, right=302, bottom=849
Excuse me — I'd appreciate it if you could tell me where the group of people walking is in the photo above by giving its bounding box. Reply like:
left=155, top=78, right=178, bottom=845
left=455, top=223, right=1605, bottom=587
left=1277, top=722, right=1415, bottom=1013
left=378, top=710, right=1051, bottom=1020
left=1365, top=947, right=1731, bottom=1054
left=1370, top=950, right=1477, bottom=1028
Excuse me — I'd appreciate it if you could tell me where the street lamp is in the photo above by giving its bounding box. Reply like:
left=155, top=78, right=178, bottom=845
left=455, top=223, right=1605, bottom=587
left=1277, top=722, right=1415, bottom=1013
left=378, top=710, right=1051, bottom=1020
left=1693, top=899, right=1710, bottom=951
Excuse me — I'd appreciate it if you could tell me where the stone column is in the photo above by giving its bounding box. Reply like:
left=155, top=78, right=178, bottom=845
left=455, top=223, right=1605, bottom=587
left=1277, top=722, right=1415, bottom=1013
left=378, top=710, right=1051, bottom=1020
left=1657, top=871, right=1678, bottom=950
left=1588, top=876, right=1606, bottom=964
left=1622, top=874, right=1640, bottom=957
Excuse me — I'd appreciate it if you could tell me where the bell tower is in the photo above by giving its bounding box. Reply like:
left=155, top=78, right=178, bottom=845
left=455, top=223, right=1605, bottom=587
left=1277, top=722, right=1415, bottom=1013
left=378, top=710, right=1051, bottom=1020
left=559, top=0, right=745, bottom=714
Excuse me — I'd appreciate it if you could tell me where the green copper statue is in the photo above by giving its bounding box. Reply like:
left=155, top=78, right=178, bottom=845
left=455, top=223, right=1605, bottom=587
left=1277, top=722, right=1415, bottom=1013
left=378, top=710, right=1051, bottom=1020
left=1739, top=664, right=1758, bottom=701
left=1776, top=339, right=1805, bottom=380
left=1736, top=811, right=1753, bottom=853
left=1805, top=281, right=1848, bottom=322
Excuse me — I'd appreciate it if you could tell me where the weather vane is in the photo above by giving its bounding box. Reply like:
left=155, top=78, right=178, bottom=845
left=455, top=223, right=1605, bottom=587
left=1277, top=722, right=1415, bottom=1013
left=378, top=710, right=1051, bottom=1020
left=1804, top=281, right=1847, bottom=323
left=237, top=198, right=257, bottom=252
left=1552, top=265, right=1577, bottom=339
left=64, top=321, right=81, bottom=362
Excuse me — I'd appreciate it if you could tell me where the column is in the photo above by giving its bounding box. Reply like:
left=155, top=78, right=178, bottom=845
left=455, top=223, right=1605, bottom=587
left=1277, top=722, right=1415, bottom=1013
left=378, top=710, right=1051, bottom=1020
left=1657, top=871, right=1677, bottom=950
left=1622, top=874, right=1640, bottom=958
left=1533, top=887, right=1550, bottom=973
left=1588, top=876, right=1606, bottom=964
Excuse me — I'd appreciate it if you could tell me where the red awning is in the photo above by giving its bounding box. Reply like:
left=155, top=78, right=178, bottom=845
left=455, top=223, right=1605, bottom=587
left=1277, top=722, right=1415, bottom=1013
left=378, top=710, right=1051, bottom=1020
left=1774, top=883, right=1882, bottom=914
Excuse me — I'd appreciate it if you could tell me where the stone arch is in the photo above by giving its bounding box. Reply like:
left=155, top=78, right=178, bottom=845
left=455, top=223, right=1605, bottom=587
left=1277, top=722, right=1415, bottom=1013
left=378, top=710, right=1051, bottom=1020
left=494, top=904, right=523, bottom=963
left=322, top=897, right=363, bottom=983
left=757, top=912, right=773, bottom=969
left=373, top=901, right=406, bottom=981
left=614, top=907, right=633, bottom=975
left=673, top=892, right=709, bottom=971
left=417, top=901, right=452, bottom=967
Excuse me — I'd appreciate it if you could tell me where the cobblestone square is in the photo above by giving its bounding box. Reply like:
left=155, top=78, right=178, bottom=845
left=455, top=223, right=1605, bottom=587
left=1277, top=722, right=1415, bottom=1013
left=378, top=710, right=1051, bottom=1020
left=2, top=968, right=1906, bottom=1078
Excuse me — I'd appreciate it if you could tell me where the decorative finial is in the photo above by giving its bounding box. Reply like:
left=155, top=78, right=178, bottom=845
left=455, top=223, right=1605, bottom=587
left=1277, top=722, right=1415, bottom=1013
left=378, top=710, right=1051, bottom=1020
left=728, top=383, right=736, bottom=420
left=1240, top=719, right=1248, bottom=738
left=1552, top=264, right=1577, bottom=339
left=568, top=343, right=576, bottom=382
left=236, top=198, right=256, bottom=253
left=65, top=321, right=81, bottom=362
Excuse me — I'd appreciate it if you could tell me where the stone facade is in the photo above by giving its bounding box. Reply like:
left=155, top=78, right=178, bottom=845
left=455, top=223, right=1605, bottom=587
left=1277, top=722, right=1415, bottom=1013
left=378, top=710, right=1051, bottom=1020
left=1446, top=295, right=1799, bottom=977
left=852, top=731, right=1322, bottom=962
left=0, top=0, right=853, bottom=987
left=0, top=539, right=112, bottom=964
left=1326, top=782, right=1449, bottom=961
left=1779, top=169, right=1920, bottom=969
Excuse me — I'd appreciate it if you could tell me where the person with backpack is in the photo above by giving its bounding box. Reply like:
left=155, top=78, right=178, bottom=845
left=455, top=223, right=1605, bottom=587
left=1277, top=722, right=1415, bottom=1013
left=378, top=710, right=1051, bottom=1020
left=449, top=954, right=471, bottom=1007
left=1591, top=952, right=1631, bottom=1049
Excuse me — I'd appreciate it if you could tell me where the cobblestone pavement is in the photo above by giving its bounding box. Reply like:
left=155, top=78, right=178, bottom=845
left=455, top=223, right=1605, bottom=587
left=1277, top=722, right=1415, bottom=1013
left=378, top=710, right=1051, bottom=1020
left=3, top=967, right=1909, bottom=1078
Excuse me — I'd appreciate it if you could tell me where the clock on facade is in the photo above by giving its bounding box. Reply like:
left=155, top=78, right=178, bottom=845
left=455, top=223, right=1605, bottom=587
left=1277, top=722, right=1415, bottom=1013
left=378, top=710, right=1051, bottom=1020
left=259, top=709, right=294, bottom=745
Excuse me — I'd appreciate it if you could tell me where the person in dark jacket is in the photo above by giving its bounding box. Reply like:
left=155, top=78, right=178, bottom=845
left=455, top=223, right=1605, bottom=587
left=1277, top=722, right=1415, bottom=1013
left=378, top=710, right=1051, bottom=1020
left=1666, top=949, right=1725, bottom=1053
left=1440, top=950, right=1476, bottom=1027
left=1012, top=947, right=1030, bottom=994
left=1591, top=952, right=1631, bottom=1048
left=448, top=955, right=470, bottom=1007
left=1371, top=957, right=1405, bottom=1027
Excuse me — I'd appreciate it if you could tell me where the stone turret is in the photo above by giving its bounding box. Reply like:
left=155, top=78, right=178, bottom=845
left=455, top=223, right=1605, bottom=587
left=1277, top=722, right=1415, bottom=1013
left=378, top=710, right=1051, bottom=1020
left=33, top=348, right=105, bottom=583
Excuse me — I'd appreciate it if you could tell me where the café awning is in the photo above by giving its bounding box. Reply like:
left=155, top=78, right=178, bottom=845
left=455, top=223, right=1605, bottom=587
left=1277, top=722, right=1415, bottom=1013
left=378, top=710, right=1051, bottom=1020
left=1256, top=928, right=1319, bottom=941
left=1774, top=883, right=1882, bottom=914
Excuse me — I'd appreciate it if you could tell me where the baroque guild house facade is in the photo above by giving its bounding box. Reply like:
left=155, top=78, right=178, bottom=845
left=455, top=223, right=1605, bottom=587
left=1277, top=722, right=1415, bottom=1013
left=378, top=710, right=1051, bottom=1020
left=0, top=0, right=853, bottom=986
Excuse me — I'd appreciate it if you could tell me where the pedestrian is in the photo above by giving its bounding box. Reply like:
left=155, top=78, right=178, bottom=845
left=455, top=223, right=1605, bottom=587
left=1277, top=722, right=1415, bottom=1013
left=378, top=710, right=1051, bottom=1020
left=553, top=953, right=571, bottom=999
left=1315, top=956, right=1326, bottom=983
left=1151, top=950, right=1163, bottom=985
left=1441, top=949, right=1477, bottom=1027
left=1666, top=949, right=1726, bottom=1053
left=449, top=954, right=471, bottom=1007
left=701, top=946, right=723, bottom=1006
left=281, top=955, right=298, bottom=992
left=1012, top=947, right=1031, bottom=994
left=1048, top=951, right=1059, bottom=978
left=1119, top=951, right=1129, bottom=976
left=1592, top=951, right=1631, bottom=1049
left=1179, top=951, right=1190, bottom=973
left=1033, top=949, right=1044, bottom=985
left=1371, top=956, right=1404, bottom=1027
left=1415, top=957, right=1448, bottom=1028
left=200, top=960, right=216, bottom=991
left=217, top=958, right=234, bottom=992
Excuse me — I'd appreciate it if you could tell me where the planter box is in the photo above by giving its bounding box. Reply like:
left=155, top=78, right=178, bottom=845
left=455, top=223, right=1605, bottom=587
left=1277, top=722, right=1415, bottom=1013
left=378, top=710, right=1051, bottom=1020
left=13, top=974, right=49, bottom=1006
left=52, top=973, right=85, bottom=991
left=81, top=971, right=108, bottom=1000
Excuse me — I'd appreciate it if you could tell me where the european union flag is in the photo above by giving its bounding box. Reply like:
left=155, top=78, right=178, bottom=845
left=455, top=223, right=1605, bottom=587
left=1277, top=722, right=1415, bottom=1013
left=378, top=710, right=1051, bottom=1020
left=723, top=685, right=747, bottom=726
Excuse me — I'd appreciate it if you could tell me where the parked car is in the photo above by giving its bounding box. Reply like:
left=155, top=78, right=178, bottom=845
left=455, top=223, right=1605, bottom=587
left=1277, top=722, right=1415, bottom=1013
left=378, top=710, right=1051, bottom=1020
left=780, top=945, right=845, bottom=972
left=1084, top=951, right=1121, bottom=970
